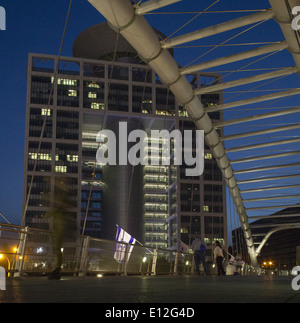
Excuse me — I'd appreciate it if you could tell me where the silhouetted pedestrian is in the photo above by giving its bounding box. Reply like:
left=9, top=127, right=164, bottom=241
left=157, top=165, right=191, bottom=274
left=214, top=241, right=225, bottom=276
left=192, top=235, right=207, bottom=275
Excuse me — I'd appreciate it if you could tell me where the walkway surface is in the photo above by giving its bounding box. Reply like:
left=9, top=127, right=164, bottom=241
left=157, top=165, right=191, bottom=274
left=1, top=275, right=299, bottom=304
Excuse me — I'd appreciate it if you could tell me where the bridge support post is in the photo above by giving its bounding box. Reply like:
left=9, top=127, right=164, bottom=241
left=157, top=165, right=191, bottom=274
left=14, top=227, right=29, bottom=278
left=121, top=244, right=130, bottom=276
left=151, top=249, right=157, bottom=276
left=79, top=236, right=90, bottom=277
left=173, top=252, right=178, bottom=275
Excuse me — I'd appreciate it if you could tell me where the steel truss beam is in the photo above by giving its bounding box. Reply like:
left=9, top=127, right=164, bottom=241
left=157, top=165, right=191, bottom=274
left=135, top=0, right=182, bottom=15
left=207, top=88, right=300, bottom=114
left=221, top=123, right=300, bottom=142
left=230, top=150, right=300, bottom=164
left=161, top=10, right=275, bottom=49
left=195, top=66, right=298, bottom=95
left=246, top=204, right=300, bottom=211
left=181, top=42, right=288, bottom=75
left=241, top=184, right=300, bottom=194
left=244, top=194, right=300, bottom=203
left=238, top=173, right=300, bottom=184
left=249, top=213, right=300, bottom=220
left=214, top=106, right=300, bottom=128
left=234, top=162, right=300, bottom=175
left=226, top=137, right=300, bottom=153
left=251, top=223, right=300, bottom=229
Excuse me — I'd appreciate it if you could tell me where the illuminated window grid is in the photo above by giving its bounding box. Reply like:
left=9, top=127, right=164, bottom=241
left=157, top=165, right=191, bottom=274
left=29, top=153, right=52, bottom=161
left=55, top=165, right=67, bottom=173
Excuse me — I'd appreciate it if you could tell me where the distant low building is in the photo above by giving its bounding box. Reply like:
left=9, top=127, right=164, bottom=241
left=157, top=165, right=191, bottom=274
left=232, top=207, right=300, bottom=270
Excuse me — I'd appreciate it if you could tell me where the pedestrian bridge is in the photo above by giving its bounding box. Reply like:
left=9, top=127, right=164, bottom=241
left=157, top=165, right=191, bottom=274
left=2, top=0, right=300, bottom=279
left=84, top=0, right=300, bottom=267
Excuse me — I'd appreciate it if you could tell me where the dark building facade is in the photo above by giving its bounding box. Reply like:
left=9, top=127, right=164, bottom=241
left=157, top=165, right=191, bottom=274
left=232, top=207, right=300, bottom=269
left=22, top=23, right=227, bottom=256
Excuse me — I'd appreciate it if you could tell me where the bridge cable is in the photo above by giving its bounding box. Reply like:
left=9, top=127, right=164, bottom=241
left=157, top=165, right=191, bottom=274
left=22, top=0, right=73, bottom=226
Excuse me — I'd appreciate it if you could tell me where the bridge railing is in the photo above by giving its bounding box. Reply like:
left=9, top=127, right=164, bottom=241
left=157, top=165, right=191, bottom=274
left=1, top=223, right=294, bottom=277
left=0, top=224, right=195, bottom=277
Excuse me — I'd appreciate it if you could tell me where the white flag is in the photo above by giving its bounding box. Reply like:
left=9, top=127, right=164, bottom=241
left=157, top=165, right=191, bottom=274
left=114, top=226, right=136, bottom=263
left=178, top=239, right=190, bottom=253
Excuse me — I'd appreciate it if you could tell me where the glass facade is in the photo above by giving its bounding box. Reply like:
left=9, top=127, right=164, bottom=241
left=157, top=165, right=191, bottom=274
left=144, top=136, right=169, bottom=248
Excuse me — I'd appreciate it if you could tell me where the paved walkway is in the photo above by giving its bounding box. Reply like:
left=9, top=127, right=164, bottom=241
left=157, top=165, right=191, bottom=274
left=0, top=275, right=299, bottom=304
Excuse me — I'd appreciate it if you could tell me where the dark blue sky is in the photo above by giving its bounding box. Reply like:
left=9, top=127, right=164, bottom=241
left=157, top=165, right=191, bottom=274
left=0, top=0, right=106, bottom=224
left=0, top=0, right=299, bottom=226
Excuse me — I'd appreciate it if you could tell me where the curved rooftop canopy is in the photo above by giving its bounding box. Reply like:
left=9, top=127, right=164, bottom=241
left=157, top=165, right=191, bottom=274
left=73, top=22, right=173, bottom=62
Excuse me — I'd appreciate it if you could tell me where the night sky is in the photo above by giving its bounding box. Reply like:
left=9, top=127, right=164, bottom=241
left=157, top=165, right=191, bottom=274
left=0, top=0, right=299, bottom=229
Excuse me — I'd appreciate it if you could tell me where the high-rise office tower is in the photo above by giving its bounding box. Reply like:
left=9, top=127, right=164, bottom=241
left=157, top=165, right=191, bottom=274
left=22, top=23, right=227, bottom=257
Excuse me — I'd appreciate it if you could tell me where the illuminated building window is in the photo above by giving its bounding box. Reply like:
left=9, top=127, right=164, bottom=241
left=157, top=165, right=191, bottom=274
left=178, top=110, right=189, bottom=117
left=41, top=108, right=51, bottom=116
left=203, top=205, right=209, bottom=212
left=91, top=102, right=104, bottom=110
left=88, top=92, right=97, bottom=99
left=67, top=155, right=79, bottom=162
left=68, top=90, right=77, bottom=97
left=52, top=77, right=77, bottom=86
left=55, top=166, right=67, bottom=173
left=205, top=153, right=213, bottom=160
left=29, top=153, right=52, bottom=161
left=87, top=82, right=101, bottom=88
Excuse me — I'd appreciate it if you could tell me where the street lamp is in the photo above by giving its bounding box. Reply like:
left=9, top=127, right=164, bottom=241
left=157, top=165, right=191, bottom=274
left=262, top=261, right=274, bottom=267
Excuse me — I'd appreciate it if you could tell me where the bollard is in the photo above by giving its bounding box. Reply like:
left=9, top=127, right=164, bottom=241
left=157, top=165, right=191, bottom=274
left=14, top=227, right=29, bottom=277
left=173, top=252, right=178, bottom=275
left=121, top=243, right=130, bottom=276
left=151, top=249, right=157, bottom=276
left=0, top=267, right=6, bottom=290
left=79, top=236, right=90, bottom=277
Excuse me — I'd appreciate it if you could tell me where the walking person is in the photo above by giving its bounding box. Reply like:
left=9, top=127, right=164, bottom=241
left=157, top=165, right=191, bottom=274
left=214, top=240, right=225, bottom=276
left=191, top=235, right=207, bottom=275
